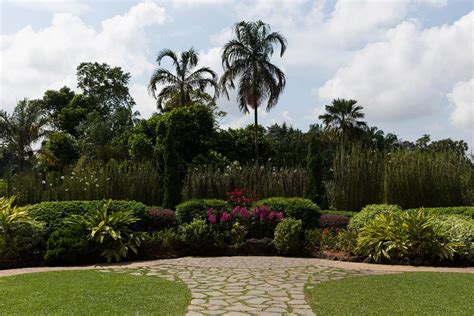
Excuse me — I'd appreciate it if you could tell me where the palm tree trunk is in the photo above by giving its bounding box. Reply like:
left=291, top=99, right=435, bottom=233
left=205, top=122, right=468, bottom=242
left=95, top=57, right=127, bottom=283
left=254, top=106, right=259, bottom=165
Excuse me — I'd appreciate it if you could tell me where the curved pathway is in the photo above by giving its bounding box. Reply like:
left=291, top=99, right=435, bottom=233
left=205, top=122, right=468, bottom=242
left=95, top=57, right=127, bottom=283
left=1, top=257, right=473, bottom=316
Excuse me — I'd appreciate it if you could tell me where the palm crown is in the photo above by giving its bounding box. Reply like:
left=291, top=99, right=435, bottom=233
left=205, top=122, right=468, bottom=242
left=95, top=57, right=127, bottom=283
left=319, top=98, right=367, bottom=140
left=148, top=48, right=219, bottom=111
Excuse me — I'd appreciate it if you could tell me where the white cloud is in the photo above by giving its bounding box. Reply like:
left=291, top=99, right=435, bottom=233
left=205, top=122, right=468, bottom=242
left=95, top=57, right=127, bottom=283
left=169, top=0, right=232, bottom=6
left=5, top=0, right=91, bottom=14
left=448, top=78, right=474, bottom=130
left=318, top=11, right=474, bottom=122
left=0, top=0, right=168, bottom=114
left=209, top=27, right=232, bottom=46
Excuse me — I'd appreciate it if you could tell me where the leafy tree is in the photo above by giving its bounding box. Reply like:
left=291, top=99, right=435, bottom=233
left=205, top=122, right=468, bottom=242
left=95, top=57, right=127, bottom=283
left=56, top=94, right=96, bottom=137
left=266, top=123, right=307, bottom=166
left=306, top=135, right=327, bottom=208
left=128, top=133, right=154, bottom=160
left=220, top=20, right=287, bottom=163
left=39, top=86, right=75, bottom=129
left=39, top=132, right=79, bottom=170
left=0, top=99, right=50, bottom=170
left=76, top=62, right=136, bottom=113
left=162, top=127, right=181, bottom=209
left=148, top=48, right=219, bottom=111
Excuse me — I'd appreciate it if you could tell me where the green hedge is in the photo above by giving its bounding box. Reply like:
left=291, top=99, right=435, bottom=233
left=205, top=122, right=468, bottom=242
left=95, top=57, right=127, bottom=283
left=30, top=200, right=148, bottom=233
left=175, top=199, right=228, bottom=224
left=254, top=197, right=320, bottom=228
left=406, top=206, right=474, bottom=219
left=320, top=210, right=357, bottom=217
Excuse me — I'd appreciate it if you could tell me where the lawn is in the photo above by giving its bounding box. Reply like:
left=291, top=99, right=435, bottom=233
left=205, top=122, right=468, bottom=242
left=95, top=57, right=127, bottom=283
left=306, top=272, right=474, bottom=315
left=0, top=270, right=190, bottom=315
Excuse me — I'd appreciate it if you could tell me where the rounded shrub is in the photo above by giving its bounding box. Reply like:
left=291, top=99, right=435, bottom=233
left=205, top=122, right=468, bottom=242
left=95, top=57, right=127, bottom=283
left=273, top=218, right=303, bottom=256
left=433, top=215, right=474, bottom=262
left=348, top=204, right=402, bottom=231
left=179, top=219, right=214, bottom=254
left=355, top=209, right=455, bottom=264
left=175, top=199, right=228, bottom=224
left=147, top=208, right=177, bottom=230
left=44, top=226, right=93, bottom=265
left=254, top=197, right=320, bottom=228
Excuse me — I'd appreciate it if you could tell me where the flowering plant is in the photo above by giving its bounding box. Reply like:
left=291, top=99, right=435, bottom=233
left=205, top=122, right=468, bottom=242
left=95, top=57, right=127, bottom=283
left=225, top=188, right=258, bottom=207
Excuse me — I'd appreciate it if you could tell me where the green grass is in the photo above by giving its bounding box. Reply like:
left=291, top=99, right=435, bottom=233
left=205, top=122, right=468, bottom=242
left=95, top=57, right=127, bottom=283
left=307, top=272, right=474, bottom=315
left=0, top=270, right=191, bottom=315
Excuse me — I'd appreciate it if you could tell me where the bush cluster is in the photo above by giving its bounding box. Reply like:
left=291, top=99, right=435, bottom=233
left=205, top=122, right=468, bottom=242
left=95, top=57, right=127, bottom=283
left=254, top=197, right=320, bottom=228
left=175, top=199, right=228, bottom=224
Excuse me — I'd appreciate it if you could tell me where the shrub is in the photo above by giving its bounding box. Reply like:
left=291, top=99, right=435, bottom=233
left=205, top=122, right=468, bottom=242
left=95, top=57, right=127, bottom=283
left=305, top=228, right=354, bottom=254
left=162, top=126, right=181, bottom=209
left=30, top=200, right=148, bottom=233
left=142, top=228, right=182, bottom=254
left=44, top=226, right=92, bottom=264
left=0, top=221, right=45, bottom=261
left=406, top=206, right=474, bottom=219
left=273, top=218, right=303, bottom=255
left=179, top=219, right=214, bottom=254
left=318, top=214, right=349, bottom=229
left=336, top=229, right=358, bottom=254
left=67, top=201, right=145, bottom=263
left=320, top=210, right=357, bottom=217
left=433, top=215, right=474, bottom=262
left=175, top=199, right=228, bottom=224
left=348, top=204, right=402, bottom=231
left=147, top=208, right=177, bottom=230
left=355, top=209, right=455, bottom=264
left=254, top=197, right=320, bottom=228
left=212, top=221, right=248, bottom=250
left=305, top=229, right=322, bottom=253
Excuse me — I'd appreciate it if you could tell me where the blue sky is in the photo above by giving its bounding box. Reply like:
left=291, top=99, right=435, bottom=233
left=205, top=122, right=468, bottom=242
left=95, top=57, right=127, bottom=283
left=1, top=0, right=473, bottom=150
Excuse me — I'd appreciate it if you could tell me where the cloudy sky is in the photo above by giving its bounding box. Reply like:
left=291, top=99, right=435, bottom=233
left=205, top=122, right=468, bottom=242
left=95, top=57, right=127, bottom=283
left=1, top=0, right=473, bottom=149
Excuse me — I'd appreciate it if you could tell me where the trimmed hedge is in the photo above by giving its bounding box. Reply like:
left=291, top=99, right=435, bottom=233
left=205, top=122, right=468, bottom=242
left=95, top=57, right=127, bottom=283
left=30, top=200, right=148, bottom=233
left=273, top=218, right=303, bottom=255
left=320, top=210, right=357, bottom=217
left=406, top=206, right=474, bottom=219
left=175, top=199, right=228, bottom=224
left=254, top=197, right=320, bottom=228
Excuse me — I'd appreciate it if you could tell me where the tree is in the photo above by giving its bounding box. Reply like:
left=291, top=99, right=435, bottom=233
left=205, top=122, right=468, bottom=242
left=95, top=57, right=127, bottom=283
left=0, top=99, right=50, bottom=170
left=39, top=132, right=79, bottom=170
left=148, top=48, right=219, bottom=111
left=319, top=99, right=367, bottom=157
left=76, top=62, right=136, bottom=113
left=306, top=135, right=327, bottom=208
left=39, top=86, right=75, bottom=129
left=220, top=20, right=287, bottom=163
left=162, top=127, right=181, bottom=209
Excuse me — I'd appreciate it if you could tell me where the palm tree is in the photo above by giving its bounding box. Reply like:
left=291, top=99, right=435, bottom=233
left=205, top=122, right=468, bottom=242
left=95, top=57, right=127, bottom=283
left=364, top=126, right=385, bottom=149
left=319, top=98, right=367, bottom=145
left=220, top=20, right=287, bottom=163
left=148, top=48, right=219, bottom=111
left=0, top=99, right=50, bottom=169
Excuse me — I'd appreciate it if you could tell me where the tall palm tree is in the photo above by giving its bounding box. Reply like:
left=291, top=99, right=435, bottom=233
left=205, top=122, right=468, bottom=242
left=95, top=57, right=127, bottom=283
left=319, top=98, right=367, bottom=144
left=148, top=48, right=219, bottom=111
left=220, top=20, right=287, bottom=163
left=0, top=99, right=50, bottom=169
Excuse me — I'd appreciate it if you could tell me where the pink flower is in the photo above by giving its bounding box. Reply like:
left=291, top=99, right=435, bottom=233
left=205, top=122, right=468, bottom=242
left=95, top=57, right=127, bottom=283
left=207, top=208, right=215, bottom=217
left=269, top=211, right=276, bottom=220
left=220, top=212, right=232, bottom=223
left=232, top=206, right=241, bottom=215
left=240, top=207, right=250, bottom=219
left=209, top=214, right=217, bottom=224
left=276, top=212, right=283, bottom=221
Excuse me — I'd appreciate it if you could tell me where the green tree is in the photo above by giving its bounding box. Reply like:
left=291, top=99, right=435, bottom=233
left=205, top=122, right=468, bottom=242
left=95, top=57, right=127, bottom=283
left=148, top=48, right=219, bottom=111
left=220, top=20, right=287, bottom=163
left=319, top=99, right=367, bottom=143
left=39, top=132, right=79, bottom=170
left=162, top=127, right=181, bottom=209
left=0, top=99, right=50, bottom=170
left=39, top=86, right=75, bottom=129
left=76, top=62, right=136, bottom=113
left=306, top=135, right=327, bottom=208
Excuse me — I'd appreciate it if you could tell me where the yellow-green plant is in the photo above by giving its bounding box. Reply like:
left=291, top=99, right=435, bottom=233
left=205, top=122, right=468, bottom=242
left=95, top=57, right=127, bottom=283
left=355, top=209, right=455, bottom=263
left=68, top=200, right=144, bottom=263
left=0, top=196, right=30, bottom=233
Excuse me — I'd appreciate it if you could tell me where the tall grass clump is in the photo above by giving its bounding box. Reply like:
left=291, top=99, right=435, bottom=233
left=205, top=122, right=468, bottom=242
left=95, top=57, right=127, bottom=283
left=5, top=160, right=162, bottom=206
left=384, top=150, right=473, bottom=209
left=328, top=146, right=384, bottom=211
left=182, top=163, right=307, bottom=200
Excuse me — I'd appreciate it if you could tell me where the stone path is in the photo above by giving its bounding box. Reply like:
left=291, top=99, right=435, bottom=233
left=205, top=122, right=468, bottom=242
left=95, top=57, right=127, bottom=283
left=2, top=257, right=473, bottom=316
left=107, top=262, right=381, bottom=315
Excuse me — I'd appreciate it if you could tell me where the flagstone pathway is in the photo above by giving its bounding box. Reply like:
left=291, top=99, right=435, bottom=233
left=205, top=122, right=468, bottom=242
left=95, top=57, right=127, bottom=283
left=2, top=256, right=472, bottom=316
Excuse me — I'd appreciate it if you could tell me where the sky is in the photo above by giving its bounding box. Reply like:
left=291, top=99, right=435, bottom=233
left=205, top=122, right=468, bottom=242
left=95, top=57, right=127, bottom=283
left=1, top=0, right=473, bottom=150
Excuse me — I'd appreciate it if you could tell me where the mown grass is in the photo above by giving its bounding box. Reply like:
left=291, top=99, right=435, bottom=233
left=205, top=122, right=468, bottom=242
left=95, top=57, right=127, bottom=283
left=307, top=272, right=474, bottom=315
left=0, top=270, right=190, bottom=315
